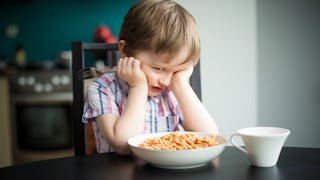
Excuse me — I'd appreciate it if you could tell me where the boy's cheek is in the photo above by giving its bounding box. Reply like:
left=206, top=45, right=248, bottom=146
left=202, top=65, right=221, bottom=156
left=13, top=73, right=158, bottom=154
left=144, top=72, right=153, bottom=84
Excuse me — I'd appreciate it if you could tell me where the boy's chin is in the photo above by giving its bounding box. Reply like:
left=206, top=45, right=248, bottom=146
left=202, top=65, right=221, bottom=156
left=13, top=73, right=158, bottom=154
left=148, top=91, right=161, bottom=97
left=148, top=86, right=164, bottom=96
left=148, top=89, right=164, bottom=97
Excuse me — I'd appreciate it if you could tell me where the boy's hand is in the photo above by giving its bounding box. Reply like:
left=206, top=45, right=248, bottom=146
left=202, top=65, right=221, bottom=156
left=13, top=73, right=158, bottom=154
left=117, top=57, right=147, bottom=88
left=168, top=63, right=194, bottom=91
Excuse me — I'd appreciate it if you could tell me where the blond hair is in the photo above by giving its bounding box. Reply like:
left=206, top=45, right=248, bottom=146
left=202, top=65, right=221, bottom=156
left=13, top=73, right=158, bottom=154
left=119, top=0, right=200, bottom=63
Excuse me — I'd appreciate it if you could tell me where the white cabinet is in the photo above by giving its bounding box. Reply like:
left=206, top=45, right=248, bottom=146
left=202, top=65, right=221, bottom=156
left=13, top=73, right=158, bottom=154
left=0, top=76, right=13, bottom=167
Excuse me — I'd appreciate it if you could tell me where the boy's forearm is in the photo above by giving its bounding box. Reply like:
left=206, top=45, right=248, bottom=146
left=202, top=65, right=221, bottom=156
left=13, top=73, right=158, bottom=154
left=113, top=85, right=148, bottom=144
left=171, top=82, right=218, bottom=134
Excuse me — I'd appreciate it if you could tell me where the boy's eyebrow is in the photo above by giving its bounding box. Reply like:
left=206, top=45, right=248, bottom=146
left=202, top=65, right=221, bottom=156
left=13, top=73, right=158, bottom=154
left=164, top=60, right=193, bottom=72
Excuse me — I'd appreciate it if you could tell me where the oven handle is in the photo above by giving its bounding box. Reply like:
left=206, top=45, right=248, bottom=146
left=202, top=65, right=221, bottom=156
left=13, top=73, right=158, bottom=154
left=10, top=92, right=73, bottom=104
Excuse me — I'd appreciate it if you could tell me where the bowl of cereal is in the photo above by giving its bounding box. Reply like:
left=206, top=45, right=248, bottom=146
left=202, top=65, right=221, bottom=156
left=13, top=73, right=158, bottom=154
left=127, top=131, right=226, bottom=169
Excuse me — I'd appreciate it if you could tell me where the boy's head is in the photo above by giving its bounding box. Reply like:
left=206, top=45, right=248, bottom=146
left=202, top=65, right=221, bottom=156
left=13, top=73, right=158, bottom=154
left=119, top=0, right=200, bottom=64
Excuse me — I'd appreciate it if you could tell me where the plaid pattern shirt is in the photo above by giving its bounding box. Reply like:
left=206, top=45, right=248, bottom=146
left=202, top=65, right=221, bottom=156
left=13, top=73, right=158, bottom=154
left=82, top=72, right=183, bottom=153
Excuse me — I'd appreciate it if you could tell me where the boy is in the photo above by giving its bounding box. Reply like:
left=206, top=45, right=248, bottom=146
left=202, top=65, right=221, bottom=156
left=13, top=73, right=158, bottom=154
left=83, top=0, right=218, bottom=154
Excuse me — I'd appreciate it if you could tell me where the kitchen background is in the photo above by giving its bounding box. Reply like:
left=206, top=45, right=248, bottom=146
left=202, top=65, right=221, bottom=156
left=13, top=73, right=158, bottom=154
left=1, top=0, right=320, bottom=168
left=0, top=0, right=137, bottom=168
left=0, top=0, right=136, bottom=66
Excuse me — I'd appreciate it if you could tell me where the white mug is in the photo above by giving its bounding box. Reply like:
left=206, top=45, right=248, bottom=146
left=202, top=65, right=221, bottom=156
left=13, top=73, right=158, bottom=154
left=230, top=127, right=290, bottom=167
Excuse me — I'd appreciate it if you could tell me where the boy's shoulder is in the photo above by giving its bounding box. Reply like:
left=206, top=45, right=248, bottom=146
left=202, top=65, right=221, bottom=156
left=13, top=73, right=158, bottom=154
left=93, top=72, right=129, bottom=92
left=96, top=72, right=118, bottom=84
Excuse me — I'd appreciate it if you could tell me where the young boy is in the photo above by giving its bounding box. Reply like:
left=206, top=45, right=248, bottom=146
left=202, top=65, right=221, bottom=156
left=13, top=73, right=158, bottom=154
left=83, top=0, right=218, bottom=154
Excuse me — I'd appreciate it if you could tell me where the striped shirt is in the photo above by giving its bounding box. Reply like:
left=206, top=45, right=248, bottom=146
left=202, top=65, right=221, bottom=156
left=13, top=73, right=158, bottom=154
left=82, top=72, right=183, bottom=153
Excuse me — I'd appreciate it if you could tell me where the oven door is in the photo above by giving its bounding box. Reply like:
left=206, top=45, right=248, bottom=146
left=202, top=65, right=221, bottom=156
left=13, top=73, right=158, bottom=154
left=11, top=93, right=72, bottom=150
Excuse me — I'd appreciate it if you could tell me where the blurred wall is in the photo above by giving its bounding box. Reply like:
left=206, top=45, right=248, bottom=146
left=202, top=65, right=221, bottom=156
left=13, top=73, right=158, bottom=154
left=179, top=0, right=320, bottom=147
left=0, top=0, right=136, bottom=63
left=178, top=0, right=258, bottom=145
left=257, top=0, right=320, bottom=147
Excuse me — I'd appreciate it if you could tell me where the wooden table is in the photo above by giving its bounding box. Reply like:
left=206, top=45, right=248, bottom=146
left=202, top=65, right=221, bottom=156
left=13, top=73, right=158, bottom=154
left=1, top=147, right=319, bottom=180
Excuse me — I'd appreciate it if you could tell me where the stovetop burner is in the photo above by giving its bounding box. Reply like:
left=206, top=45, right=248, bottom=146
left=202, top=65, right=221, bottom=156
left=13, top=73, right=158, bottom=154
left=9, top=70, right=72, bottom=94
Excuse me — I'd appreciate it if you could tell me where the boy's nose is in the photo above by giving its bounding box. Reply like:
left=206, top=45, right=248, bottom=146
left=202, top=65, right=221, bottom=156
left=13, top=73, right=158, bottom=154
left=159, top=73, right=172, bottom=87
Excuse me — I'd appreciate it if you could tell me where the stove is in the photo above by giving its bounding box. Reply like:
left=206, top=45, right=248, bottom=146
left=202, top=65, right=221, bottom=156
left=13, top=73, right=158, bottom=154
left=8, top=70, right=74, bottom=165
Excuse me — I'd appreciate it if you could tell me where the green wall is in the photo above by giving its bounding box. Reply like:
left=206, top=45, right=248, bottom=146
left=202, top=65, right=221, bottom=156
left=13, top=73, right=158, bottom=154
left=0, top=0, right=137, bottom=64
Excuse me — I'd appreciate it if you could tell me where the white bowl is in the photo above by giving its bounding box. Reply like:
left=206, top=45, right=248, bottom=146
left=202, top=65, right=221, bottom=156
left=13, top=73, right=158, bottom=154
left=128, top=132, right=227, bottom=169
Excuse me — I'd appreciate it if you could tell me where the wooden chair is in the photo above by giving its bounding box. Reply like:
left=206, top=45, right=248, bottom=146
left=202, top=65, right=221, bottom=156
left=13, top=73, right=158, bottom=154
left=71, top=41, right=202, bottom=156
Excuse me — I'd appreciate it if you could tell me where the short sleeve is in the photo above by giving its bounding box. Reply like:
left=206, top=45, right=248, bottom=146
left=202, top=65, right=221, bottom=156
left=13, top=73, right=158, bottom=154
left=82, top=76, right=120, bottom=123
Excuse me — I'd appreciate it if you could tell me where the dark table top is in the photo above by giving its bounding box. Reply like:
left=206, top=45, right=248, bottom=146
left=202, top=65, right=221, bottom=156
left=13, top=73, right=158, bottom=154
left=1, top=147, right=320, bottom=180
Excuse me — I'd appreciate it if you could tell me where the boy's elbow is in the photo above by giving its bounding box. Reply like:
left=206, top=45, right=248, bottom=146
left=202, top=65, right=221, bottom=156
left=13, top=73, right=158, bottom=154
left=113, top=143, right=132, bottom=155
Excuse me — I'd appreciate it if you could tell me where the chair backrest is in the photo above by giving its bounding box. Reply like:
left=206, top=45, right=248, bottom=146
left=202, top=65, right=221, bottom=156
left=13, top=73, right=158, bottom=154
left=71, top=41, right=202, bottom=156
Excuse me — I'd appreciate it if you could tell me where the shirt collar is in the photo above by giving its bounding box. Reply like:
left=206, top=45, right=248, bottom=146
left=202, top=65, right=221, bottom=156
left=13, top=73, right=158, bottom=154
left=148, top=96, right=160, bottom=103
left=148, top=90, right=169, bottom=103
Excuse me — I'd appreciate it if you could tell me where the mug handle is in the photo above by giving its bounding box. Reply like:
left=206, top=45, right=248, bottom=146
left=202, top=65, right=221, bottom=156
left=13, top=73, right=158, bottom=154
left=230, top=133, right=248, bottom=155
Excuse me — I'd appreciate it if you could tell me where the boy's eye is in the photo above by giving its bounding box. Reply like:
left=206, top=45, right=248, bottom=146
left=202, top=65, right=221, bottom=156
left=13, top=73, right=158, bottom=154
left=152, top=67, right=164, bottom=71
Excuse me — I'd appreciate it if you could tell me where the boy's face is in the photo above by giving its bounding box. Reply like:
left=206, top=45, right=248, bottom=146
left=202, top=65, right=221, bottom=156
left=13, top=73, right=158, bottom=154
left=134, top=46, right=192, bottom=96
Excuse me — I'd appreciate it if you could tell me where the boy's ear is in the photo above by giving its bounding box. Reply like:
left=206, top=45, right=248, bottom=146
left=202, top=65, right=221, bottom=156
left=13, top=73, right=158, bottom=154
left=118, top=40, right=127, bottom=57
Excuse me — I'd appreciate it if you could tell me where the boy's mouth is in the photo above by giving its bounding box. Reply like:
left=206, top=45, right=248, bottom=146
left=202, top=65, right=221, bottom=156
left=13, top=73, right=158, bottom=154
left=150, top=86, right=164, bottom=94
